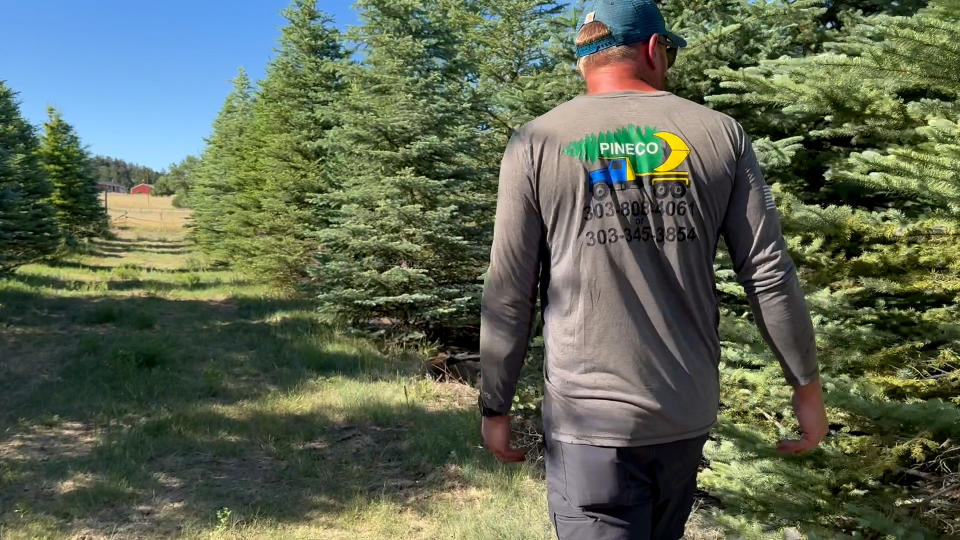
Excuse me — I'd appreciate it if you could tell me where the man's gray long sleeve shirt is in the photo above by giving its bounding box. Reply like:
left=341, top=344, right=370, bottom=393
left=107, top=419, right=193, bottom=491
left=479, top=91, right=819, bottom=446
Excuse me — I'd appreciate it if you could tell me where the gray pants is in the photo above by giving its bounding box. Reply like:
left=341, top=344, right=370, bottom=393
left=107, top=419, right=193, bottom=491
left=545, top=432, right=709, bottom=540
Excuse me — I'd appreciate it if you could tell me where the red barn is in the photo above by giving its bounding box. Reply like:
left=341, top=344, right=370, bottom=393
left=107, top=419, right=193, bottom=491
left=131, top=184, right=153, bottom=195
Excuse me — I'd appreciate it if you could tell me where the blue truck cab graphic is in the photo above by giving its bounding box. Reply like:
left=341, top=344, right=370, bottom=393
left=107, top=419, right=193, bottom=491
left=589, top=157, right=689, bottom=200
left=588, top=158, right=637, bottom=199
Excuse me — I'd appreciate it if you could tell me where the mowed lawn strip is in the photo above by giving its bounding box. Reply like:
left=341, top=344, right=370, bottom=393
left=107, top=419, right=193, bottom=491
left=0, top=210, right=564, bottom=539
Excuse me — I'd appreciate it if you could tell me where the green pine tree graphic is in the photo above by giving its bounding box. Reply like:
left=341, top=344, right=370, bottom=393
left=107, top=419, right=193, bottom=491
left=563, top=125, right=664, bottom=174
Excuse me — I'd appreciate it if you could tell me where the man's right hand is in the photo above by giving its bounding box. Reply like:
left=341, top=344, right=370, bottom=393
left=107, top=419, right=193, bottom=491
left=481, top=415, right=528, bottom=463
left=776, top=377, right=828, bottom=455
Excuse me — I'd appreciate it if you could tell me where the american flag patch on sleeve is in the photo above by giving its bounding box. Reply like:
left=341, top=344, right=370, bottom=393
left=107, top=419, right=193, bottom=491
left=762, top=185, right=776, bottom=211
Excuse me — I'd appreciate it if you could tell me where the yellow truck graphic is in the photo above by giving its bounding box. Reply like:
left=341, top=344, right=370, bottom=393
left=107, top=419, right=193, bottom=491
left=589, top=157, right=690, bottom=199
left=588, top=132, right=692, bottom=200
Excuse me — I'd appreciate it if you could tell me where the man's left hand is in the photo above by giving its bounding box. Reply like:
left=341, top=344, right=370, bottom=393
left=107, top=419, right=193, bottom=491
left=776, top=377, right=829, bottom=455
left=481, top=415, right=528, bottom=463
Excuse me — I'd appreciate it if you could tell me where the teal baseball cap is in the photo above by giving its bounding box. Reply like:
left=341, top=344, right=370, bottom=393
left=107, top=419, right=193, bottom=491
left=576, top=0, right=688, bottom=59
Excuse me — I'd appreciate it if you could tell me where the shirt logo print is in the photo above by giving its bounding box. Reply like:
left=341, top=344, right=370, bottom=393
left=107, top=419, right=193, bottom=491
left=563, top=125, right=693, bottom=201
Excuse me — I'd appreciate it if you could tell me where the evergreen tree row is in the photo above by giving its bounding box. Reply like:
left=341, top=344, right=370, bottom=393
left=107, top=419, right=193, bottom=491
left=189, top=0, right=579, bottom=334
left=1, top=83, right=107, bottom=271
left=188, top=0, right=959, bottom=534
left=0, top=83, right=59, bottom=272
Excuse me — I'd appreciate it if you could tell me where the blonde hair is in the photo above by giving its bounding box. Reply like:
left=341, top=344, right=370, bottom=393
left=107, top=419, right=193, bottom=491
left=576, top=21, right=640, bottom=75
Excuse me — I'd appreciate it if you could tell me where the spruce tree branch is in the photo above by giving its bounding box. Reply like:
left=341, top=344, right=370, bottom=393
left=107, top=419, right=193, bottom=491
left=872, top=44, right=960, bottom=85
left=812, top=57, right=960, bottom=86
left=482, top=108, right=518, bottom=137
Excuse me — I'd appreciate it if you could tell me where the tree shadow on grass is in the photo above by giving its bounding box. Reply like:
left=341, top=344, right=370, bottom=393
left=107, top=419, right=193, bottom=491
left=44, top=259, right=211, bottom=274
left=76, top=250, right=125, bottom=259
left=5, top=273, right=255, bottom=295
left=0, top=285, right=515, bottom=537
left=93, top=238, right=190, bottom=250
left=69, top=239, right=190, bottom=259
left=2, top=398, right=495, bottom=537
left=92, top=244, right=194, bottom=256
left=0, top=288, right=332, bottom=422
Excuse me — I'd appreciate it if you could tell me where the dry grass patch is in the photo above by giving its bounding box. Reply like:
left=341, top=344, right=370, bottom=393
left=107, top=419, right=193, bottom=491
left=0, top=422, right=101, bottom=464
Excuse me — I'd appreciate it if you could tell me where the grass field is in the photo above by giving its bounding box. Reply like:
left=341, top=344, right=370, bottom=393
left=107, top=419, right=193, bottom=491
left=99, top=193, right=192, bottom=233
left=0, top=201, right=553, bottom=538
left=0, top=197, right=727, bottom=539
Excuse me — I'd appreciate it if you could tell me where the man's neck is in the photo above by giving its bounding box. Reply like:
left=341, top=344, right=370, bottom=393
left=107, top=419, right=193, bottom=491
left=584, top=65, right=663, bottom=95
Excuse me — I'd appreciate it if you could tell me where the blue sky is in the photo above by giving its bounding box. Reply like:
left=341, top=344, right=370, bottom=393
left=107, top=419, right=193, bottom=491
left=0, top=1, right=358, bottom=172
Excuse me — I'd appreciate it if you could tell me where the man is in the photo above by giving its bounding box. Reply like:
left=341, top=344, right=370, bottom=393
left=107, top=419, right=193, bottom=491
left=478, top=0, right=830, bottom=538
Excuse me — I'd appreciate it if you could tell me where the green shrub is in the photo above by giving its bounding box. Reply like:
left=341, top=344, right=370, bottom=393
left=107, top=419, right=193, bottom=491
left=171, top=190, right=189, bottom=208
left=203, top=365, right=227, bottom=397
left=82, top=281, right=108, bottom=293
left=80, top=304, right=120, bottom=325
left=76, top=334, right=103, bottom=356
left=106, top=335, right=171, bottom=370
left=127, top=310, right=156, bottom=330
left=110, top=264, right=142, bottom=282
left=185, top=254, right=216, bottom=272
left=175, top=272, right=203, bottom=289
left=79, top=304, right=155, bottom=330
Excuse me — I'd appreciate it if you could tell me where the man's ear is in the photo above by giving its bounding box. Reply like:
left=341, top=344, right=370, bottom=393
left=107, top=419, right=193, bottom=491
left=645, top=34, right=660, bottom=71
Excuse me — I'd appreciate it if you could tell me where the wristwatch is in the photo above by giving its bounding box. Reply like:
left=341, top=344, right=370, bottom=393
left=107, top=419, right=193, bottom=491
left=478, top=394, right=507, bottom=417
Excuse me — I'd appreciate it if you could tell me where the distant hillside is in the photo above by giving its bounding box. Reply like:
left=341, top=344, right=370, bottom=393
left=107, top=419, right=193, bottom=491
left=93, top=156, right=161, bottom=189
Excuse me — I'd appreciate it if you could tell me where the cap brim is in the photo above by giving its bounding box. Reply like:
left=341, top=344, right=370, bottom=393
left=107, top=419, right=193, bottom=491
left=665, top=30, right=687, bottom=48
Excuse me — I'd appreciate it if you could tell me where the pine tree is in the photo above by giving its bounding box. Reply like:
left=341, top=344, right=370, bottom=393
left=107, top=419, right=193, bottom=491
left=39, top=107, right=108, bottom=243
left=0, top=83, right=59, bottom=272
left=661, top=0, right=827, bottom=105
left=189, top=69, right=256, bottom=265
left=306, top=0, right=490, bottom=337
left=226, top=0, right=347, bottom=283
left=467, top=0, right=582, bottom=141
left=695, top=0, right=960, bottom=535
left=154, top=155, right=200, bottom=207
left=462, top=0, right=583, bottom=259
